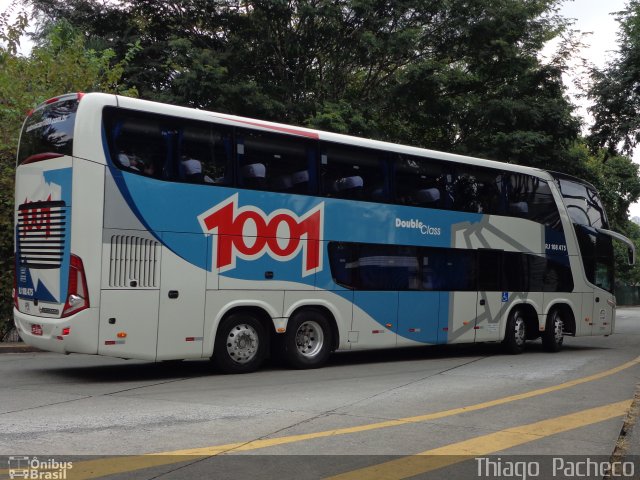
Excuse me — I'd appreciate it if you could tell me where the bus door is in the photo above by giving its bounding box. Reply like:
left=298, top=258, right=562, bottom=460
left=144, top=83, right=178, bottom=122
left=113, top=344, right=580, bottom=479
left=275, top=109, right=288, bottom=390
left=156, top=233, right=207, bottom=360
left=474, top=250, right=503, bottom=342
left=592, top=234, right=615, bottom=335
left=435, top=249, right=478, bottom=344
left=349, top=245, right=404, bottom=349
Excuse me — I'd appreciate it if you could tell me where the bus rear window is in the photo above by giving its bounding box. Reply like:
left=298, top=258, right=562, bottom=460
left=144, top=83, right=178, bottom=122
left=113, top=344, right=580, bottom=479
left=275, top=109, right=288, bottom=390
left=18, top=98, right=79, bottom=165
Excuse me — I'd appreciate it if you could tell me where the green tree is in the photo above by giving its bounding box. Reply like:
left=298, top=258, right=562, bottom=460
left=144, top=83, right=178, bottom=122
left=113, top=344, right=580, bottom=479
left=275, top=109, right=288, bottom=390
left=0, top=10, right=137, bottom=335
left=589, top=0, right=640, bottom=156
left=31, top=0, right=580, bottom=168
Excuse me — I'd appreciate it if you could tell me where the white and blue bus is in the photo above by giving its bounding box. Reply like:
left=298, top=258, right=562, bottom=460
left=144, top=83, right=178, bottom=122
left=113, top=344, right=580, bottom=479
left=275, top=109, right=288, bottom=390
left=13, top=93, right=635, bottom=373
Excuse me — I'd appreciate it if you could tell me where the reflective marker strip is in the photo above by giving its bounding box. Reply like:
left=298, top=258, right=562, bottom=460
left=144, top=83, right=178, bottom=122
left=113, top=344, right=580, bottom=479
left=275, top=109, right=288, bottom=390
left=185, top=337, right=204, bottom=342
left=104, top=340, right=126, bottom=345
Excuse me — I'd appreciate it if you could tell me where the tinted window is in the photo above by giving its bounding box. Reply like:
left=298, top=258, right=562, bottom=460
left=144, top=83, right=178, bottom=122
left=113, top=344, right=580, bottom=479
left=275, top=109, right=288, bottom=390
left=478, top=250, right=501, bottom=291
left=107, top=111, right=168, bottom=178
left=328, top=242, right=357, bottom=289
left=104, top=107, right=232, bottom=184
left=321, top=143, right=388, bottom=202
left=574, top=225, right=614, bottom=292
left=358, top=245, right=419, bottom=290
left=506, top=174, right=561, bottom=229
left=502, top=251, right=528, bottom=291
left=179, top=123, right=233, bottom=185
left=425, top=248, right=476, bottom=291
left=19, top=99, right=78, bottom=164
left=544, top=255, right=574, bottom=292
left=238, top=129, right=315, bottom=194
left=328, top=243, right=419, bottom=290
left=394, top=155, right=452, bottom=209
left=558, top=179, right=608, bottom=229
left=329, top=242, right=573, bottom=292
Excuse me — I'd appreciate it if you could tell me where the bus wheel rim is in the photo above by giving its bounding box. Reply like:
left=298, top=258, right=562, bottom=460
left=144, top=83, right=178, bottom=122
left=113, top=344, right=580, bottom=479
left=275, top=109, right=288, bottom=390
left=514, top=315, right=526, bottom=346
left=226, top=324, right=259, bottom=364
left=295, top=320, right=324, bottom=358
left=553, top=315, right=564, bottom=343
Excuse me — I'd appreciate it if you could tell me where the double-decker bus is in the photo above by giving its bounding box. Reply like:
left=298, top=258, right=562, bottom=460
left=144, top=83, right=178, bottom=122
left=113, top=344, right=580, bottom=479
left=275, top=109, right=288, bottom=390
left=12, top=93, right=635, bottom=373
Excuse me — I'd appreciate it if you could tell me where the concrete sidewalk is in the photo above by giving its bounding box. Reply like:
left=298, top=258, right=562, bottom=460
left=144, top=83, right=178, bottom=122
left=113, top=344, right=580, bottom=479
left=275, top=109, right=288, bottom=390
left=0, top=342, right=41, bottom=353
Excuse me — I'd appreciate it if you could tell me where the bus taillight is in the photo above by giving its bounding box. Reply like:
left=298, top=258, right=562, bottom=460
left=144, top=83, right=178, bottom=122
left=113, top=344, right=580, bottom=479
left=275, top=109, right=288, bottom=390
left=62, top=254, right=90, bottom=317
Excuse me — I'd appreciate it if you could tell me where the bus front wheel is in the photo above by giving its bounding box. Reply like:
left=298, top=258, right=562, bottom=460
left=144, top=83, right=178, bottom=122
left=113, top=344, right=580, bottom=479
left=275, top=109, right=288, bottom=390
left=503, top=308, right=527, bottom=354
left=283, top=310, right=333, bottom=369
left=542, top=310, right=564, bottom=352
left=212, top=312, right=267, bottom=374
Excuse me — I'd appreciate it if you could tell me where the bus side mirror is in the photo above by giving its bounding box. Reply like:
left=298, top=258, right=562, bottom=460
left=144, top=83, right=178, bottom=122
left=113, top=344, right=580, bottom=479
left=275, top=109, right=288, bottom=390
left=629, top=246, right=635, bottom=266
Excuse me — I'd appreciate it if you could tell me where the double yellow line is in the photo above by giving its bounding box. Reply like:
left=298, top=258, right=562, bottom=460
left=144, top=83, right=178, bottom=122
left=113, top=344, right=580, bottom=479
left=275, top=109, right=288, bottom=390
left=3, top=355, right=639, bottom=480
left=328, top=400, right=631, bottom=479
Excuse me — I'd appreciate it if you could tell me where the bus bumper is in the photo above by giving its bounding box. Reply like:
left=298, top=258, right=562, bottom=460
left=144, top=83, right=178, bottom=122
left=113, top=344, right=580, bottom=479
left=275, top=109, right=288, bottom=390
left=13, top=307, right=99, bottom=355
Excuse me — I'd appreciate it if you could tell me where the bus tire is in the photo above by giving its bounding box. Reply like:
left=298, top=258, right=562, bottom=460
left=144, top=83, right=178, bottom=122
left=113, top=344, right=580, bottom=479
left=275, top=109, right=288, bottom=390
left=212, top=312, right=267, bottom=374
left=503, top=308, right=527, bottom=354
left=283, top=310, right=333, bottom=369
left=542, top=309, right=564, bottom=352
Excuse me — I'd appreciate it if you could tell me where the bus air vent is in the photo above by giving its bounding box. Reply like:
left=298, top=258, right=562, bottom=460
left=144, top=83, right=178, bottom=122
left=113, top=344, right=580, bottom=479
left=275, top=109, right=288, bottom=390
left=109, top=235, right=159, bottom=288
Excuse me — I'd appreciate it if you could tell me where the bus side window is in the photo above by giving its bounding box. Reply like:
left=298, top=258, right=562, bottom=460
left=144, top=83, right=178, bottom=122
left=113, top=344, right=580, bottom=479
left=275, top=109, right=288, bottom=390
left=328, top=242, right=357, bottom=289
left=179, top=123, right=233, bottom=185
left=394, top=155, right=449, bottom=208
left=421, top=247, right=478, bottom=291
left=237, top=129, right=315, bottom=194
left=478, top=250, right=501, bottom=291
left=107, top=111, right=167, bottom=179
left=321, top=143, right=388, bottom=202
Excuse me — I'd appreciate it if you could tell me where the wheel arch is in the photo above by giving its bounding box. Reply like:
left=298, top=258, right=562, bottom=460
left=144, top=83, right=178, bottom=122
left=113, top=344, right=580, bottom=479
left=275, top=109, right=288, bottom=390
left=545, top=302, right=576, bottom=336
left=207, top=302, right=276, bottom=357
left=504, top=302, right=540, bottom=341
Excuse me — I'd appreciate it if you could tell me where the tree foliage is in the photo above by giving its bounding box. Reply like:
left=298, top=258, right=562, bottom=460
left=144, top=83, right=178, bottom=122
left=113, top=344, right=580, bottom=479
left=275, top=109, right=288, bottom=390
left=589, top=0, right=640, bottom=157
left=31, top=0, right=580, bottom=165
left=0, top=8, right=136, bottom=334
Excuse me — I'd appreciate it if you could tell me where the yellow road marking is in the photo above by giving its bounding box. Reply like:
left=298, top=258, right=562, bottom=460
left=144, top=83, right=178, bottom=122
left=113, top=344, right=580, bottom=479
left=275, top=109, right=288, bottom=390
left=327, top=399, right=632, bottom=480
left=2, top=355, right=638, bottom=480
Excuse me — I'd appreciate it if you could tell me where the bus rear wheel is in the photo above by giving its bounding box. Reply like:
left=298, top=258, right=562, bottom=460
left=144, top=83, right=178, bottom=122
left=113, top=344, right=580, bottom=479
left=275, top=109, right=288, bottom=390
left=212, top=312, right=267, bottom=374
left=283, top=310, right=333, bottom=369
left=503, top=308, right=527, bottom=354
left=542, top=310, right=564, bottom=352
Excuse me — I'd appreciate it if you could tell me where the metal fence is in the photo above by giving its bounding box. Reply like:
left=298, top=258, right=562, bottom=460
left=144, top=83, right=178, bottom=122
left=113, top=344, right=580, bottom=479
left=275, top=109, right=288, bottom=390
left=1, top=327, right=21, bottom=343
left=616, top=286, right=640, bottom=306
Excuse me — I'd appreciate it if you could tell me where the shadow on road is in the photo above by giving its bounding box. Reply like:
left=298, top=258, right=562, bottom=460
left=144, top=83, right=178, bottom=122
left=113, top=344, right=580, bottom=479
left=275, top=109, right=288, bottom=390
left=31, top=339, right=611, bottom=385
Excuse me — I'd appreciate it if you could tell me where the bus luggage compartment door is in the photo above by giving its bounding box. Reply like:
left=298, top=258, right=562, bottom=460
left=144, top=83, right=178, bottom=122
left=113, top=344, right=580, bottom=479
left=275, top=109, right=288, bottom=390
left=351, top=291, right=398, bottom=349
left=157, top=233, right=207, bottom=360
left=397, top=292, right=441, bottom=346
left=99, top=289, right=160, bottom=360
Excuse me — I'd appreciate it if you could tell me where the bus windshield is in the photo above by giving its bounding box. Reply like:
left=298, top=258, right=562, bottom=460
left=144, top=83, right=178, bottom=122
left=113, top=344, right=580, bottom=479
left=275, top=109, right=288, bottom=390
left=556, top=178, right=608, bottom=229
left=18, top=95, right=80, bottom=165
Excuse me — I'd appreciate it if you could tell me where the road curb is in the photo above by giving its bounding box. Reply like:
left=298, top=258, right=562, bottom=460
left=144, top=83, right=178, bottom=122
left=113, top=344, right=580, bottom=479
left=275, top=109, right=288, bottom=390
left=606, top=384, right=640, bottom=479
left=0, top=343, right=42, bottom=353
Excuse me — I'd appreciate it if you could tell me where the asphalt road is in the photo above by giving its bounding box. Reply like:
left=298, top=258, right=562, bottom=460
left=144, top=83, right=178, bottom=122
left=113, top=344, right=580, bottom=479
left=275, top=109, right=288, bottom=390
left=1, top=308, right=639, bottom=480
